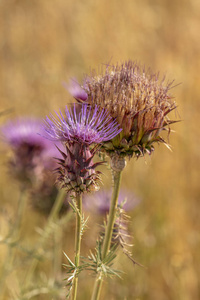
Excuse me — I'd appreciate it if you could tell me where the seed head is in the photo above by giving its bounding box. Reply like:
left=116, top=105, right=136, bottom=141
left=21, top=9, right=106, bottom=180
left=71, top=61, right=178, bottom=158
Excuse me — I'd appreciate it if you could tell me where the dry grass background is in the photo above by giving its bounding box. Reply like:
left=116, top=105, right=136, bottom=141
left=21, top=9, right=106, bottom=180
left=0, top=0, right=200, bottom=299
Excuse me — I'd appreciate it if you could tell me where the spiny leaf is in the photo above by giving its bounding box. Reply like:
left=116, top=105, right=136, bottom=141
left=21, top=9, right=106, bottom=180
left=63, top=252, right=75, bottom=267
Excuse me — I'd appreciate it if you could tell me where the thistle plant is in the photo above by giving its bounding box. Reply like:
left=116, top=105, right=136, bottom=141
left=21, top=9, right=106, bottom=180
left=84, top=189, right=140, bottom=264
left=1, top=119, right=52, bottom=185
left=68, top=60, right=178, bottom=299
left=44, top=103, right=121, bottom=299
left=1, top=118, right=69, bottom=215
left=0, top=60, right=178, bottom=299
left=0, top=118, right=71, bottom=297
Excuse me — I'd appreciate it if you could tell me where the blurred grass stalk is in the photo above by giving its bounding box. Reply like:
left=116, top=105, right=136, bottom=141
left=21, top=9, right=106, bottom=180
left=53, top=223, right=63, bottom=284
left=23, top=188, right=67, bottom=291
left=91, top=169, right=123, bottom=300
left=0, top=188, right=27, bottom=300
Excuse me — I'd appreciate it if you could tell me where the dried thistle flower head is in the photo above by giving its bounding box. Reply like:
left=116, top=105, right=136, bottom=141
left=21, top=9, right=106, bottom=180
left=70, top=61, right=177, bottom=158
left=44, top=104, right=121, bottom=193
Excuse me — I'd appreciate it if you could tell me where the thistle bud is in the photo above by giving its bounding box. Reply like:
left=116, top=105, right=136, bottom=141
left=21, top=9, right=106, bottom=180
left=55, top=143, right=102, bottom=193
left=29, top=171, right=69, bottom=216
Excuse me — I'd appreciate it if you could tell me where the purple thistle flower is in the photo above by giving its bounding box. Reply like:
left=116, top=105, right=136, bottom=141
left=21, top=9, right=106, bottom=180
left=1, top=118, right=49, bottom=149
left=1, top=118, right=61, bottom=183
left=44, top=104, right=122, bottom=193
left=1, top=118, right=70, bottom=215
left=44, top=104, right=122, bottom=145
left=65, top=78, right=88, bottom=102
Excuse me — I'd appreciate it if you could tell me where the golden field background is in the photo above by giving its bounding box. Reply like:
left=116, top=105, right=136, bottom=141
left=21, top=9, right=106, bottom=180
left=0, top=0, right=199, bottom=299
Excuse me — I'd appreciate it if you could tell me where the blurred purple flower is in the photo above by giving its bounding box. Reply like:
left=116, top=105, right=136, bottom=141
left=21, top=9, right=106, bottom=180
left=1, top=118, right=48, bottom=149
left=1, top=118, right=70, bottom=215
left=84, top=189, right=140, bottom=214
left=44, top=104, right=122, bottom=145
left=1, top=118, right=60, bottom=183
left=65, top=78, right=88, bottom=101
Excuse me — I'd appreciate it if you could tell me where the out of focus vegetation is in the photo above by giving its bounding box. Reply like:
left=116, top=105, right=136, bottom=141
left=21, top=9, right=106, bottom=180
left=0, top=0, right=199, bottom=299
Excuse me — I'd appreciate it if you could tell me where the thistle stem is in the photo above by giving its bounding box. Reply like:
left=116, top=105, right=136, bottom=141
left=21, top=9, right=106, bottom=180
left=24, top=188, right=66, bottom=290
left=91, top=169, right=122, bottom=300
left=102, top=170, right=122, bottom=258
left=71, top=193, right=82, bottom=300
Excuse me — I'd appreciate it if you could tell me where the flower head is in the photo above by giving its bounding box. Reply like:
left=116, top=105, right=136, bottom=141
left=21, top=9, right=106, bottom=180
left=45, top=104, right=122, bottom=145
left=1, top=118, right=48, bottom=149
left=71, top=61, right=178, bottom=158
left=44, top=104, right=121, bottom=194
left=1, top=118, right=69, bottom=215
left=66, top=78, right=88, bottom=102
left=1, top=118, right=60, bottom=184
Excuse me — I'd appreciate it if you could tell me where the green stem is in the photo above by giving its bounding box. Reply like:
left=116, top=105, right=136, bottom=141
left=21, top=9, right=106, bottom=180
left=53, top=224, right=63, bottom=284
left=102, top=170, right=122, bottom=258
left=24, top=188, right=66, bottom=290
left=48, top=188, right=67, bottom=223
left=91, top=170, right=122, bottom=300
left=71, top=193, right=82, bottom=300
